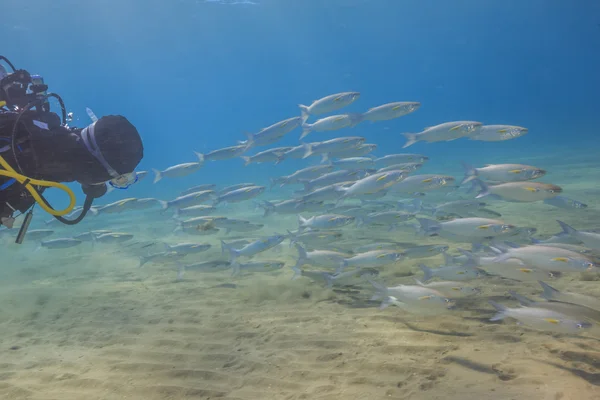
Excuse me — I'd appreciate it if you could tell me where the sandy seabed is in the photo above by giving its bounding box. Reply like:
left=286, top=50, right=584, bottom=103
left=1, top=153, right=600, bottom=400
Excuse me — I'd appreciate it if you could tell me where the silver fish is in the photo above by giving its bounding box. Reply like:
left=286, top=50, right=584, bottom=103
left=467, top=125, right=528, bottom=142
left=174, top=205, right=217, bottom=218
left=322, top=143, right=377, bottom=161
left=139, top=251, right=186, bottom=267
left=554, top=221, right=600, bottom=251
left=336, top=170, right=406, bottom=200
left=213, top=185, right=265, bottom=205
left=488, top=301, right=592, bottom=334
left=389, top=174, right=455, bottom=193
left=403, top=121, right=483, bottom=148
left=340, top=250, right=404, bottom=270
left=419, top=263, right=482, bottom=282
left=476, top=180, right=562, bottom=202
left=417, top=217, right=515, bottom=239
left=241, top=147, right=291, bottom=166
left=331, top=157, right=375, bottom=170
left=243, top=116, right=303, bottom=148
left=294, top=243, right=349, bottom=270
left=152, top=153, right=204, bottom=183
left=40, top=238, right=82, bottom=249
left=377, top=163, right=423, bottom=173
left=300, top=114, right=362, bottom=139
left=298, top=92, right=360, bottom=119
left=94, top=232, right=134, bottom=244
left=200, top=145, right=247, bottom=161
left=360, top=101, right=420, bottom=122
left=493, top=245, right=596, bottom=273
left=544, top=196, right=588, bottom=210
left=271, top=165, right=334, bottom=188
left=301, top=169, right=367, bottom=192
left=180, top=184, right=217, bottom=196
left=218, top=183, right=256, bottom=195
left=302, top=137, right=366, bottom=159
left=298, top=214, right=355, bottom=231
left=375, top=153, right=429, bottom=166
left=462, top=163, right=545, bottom=184
left=164, top=242, right=211, bottom=255
left=287, top=229, right=343, bottom=248
left=159, top=190, right=215, bottom=210
left=24, top=229, right=55, bottom=241
left=221, top=234, right=285, bottom=261
left=539, top=281, right=600, bottom=312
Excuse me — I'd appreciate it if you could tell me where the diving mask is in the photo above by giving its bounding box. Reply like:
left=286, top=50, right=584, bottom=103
left=81, top=121, right=138, bottom=189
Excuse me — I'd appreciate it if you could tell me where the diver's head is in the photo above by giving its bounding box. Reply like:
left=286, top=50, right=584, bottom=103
left=80, top=115, right=143, bottom=189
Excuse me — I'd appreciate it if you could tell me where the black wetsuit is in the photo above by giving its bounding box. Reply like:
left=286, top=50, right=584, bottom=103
left=0, top=110, right=107, bottom=226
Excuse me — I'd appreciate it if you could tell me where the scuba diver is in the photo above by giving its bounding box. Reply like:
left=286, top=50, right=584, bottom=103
left=0, top=56, right=143, bottom=242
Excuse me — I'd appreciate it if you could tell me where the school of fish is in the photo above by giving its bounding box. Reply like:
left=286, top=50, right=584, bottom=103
left=2, top=91, right=599, bottom=338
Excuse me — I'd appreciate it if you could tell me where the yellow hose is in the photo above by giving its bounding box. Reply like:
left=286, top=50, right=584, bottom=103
left=0, top=154, right=76, bottom=216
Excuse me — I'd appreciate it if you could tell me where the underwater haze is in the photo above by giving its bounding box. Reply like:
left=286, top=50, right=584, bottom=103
left=2, top=1, right=600, bottom=399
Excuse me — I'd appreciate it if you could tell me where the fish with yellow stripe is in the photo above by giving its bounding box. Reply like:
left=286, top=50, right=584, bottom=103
left=213, top=185, right=265, bottom=206
left=488, top=300, right=592, bottom=334
left=334, top=169, right=406, bottom=202
left=402, top=121, right=482, bottom=148
left=467, top=125, right=528, bottom=142
left=475, top=180, right=562, bottom=202
left=461, top=163, right=545, bottom=184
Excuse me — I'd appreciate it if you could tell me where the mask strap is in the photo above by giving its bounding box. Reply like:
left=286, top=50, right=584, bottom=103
left=81, top=122, right=120, bottom=178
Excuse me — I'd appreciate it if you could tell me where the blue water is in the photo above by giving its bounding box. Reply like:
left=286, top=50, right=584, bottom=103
left=4, top=3, right=600, bottom=398
left=2, top=0, right=600, bottom=207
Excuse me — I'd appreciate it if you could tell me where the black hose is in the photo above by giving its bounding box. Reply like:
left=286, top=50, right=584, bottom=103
left=0, top=56, right=17, bottom=72
left=38, top=193, right=95, bottom=225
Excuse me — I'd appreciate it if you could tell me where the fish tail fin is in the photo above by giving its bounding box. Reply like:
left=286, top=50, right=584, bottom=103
left=474, top=179, right=491, bottom=199
left=297, top=214, right=308, bottom=230
left=460, top=161, right=477, bottom=185
left=269, top=177, right=278, bottom=190
left=139, top=256, right=149, bottom=268
left=298, top=104, right=310, bottom=122
left=508, top=291, right=535, bottom=307
left=414, top=279, right=426, bottom=287
left=323, top=273, right=335, bottom=288
left=402, top=133, right=418, bottom=148
left=88, top=207, right=99, bottom=217
left=538, top=281, right=560, bottom=300
left=301, top=142, right=313, bottom=159
left=458, top=249, right=480, bottom=268
left=243, top=132, right=254, bottom=151
left=556, top=220, right=577, bottom=236
left=379, top=296, right=396, bottom=310
left=416, top=218, right=441, bottom=236
left=348, top=112, right=364, bottom=127
left=157, top=200, right=168, bottom=211
left=299, top=122, right=312, bottom=140
left=221, top=240, right=239, bottom=263
left=261, top=200, right=275, bottom=217
left=274, top=154, right=285, bottom=165
left=152, top=168, right=162, bottom=184
left=320, top=153, right=330, bottom=164
left=294, top=243, right=308, bottom=268
left=442, top=251, right=454, bottom=265
left=355, top=216, right=365, bottom=228
left=241, top=156, right=251, bottom=166
left=194, top=151, right=205, bottom=164
left=488, top=300, right=508, bottom=321
left=419, top=264, right=434, bottom=282
left=291, top=265, right=302, bottom=280
left=336, top=259, right=349, bottom=274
